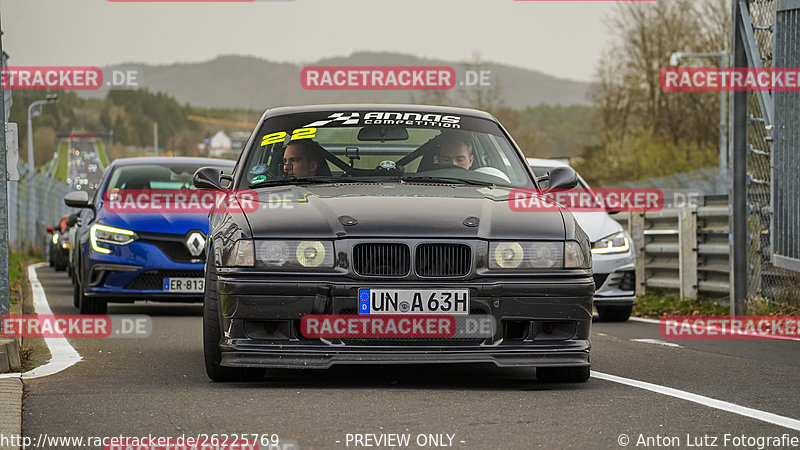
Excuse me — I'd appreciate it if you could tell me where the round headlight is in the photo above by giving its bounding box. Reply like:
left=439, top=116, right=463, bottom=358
left=260, top=241, right=288, bottom=266
left=494, top=242, right=523, bottom=269
left=529, top=243, right=557, bottom=268
left=296, top=241, right=326, bottom=267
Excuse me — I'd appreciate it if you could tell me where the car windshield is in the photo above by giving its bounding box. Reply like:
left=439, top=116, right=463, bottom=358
left=106, top=163, right=231, bottom=191
left=239, top=111, right=535, bottom=189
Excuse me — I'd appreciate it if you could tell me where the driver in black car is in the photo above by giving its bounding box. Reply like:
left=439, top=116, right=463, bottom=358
left=437, top=132, right=474, bottom=169
left=283, top=140, right=321, bottom=177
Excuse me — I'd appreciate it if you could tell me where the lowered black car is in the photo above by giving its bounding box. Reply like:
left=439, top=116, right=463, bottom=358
left=194, top=104, right=594, bottom=382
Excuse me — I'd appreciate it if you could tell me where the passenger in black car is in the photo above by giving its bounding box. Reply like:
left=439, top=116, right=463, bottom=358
left=437, top=132, right=474, bottom=170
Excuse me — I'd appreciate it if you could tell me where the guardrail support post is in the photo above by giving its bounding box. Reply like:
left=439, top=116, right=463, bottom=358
left=629, top=211, right=646, bottom=297
left=679, top=206, right=699, bottom=300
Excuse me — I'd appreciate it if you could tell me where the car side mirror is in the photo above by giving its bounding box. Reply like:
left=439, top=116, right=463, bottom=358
left=64, top=190, right=91, bottom=209
left=545, top=166, right=578, bottom=191
left=193, top=167, right=224, bottom=190
left=46, top=226, right=54, bottom=233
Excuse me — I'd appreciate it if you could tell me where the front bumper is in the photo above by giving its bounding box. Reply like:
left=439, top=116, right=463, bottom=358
left=592, top=251, right=636, bottom=306
left=83, top=241, right=205, bottom=302
left=216, top=276, right=594, bottom=369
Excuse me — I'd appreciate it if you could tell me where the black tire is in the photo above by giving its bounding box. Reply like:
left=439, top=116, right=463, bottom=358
left=597, top=305, right=633, bottom=322
left=54, top=260, right=67, bottom=272
left=537, top=366, right=591, bottom=383
left=73, top=278, right=81, bottom=308
left=203, top=256, right=265, bottom=382
left=76, top=281, right=107, bottom=314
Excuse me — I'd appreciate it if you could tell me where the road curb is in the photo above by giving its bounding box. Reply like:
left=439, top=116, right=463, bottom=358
left=0, top=378, right=22, bottom=450
left=0, top=339, right=21, bottom=373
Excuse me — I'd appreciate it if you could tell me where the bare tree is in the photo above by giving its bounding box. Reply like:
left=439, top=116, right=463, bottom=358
left=584, top=0, right=731, bottom=182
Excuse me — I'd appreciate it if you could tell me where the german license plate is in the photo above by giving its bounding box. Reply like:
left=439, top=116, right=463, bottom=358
left=163, top=277, right=204, bottom=293
left=358, top=289, right=469, bottom=315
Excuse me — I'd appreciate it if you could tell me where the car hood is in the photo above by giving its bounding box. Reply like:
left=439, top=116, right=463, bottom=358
left=244, top=184, right=566, bottom=240
left=96, top=210, right=211, bottom=235
left=571, top=211, right=624, bottom=243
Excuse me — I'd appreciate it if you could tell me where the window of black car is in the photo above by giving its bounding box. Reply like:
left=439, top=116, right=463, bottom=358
left=238, top=111, right=535, bottom=189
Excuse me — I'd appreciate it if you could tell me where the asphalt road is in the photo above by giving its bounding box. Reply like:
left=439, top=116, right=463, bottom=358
left=21, top=266, right=800, bottom=449
left=66, top=138, right=104, bottom=195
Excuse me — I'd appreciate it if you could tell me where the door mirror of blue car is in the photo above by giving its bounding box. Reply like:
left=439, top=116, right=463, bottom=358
left=64, top=190, right=91, bottom=208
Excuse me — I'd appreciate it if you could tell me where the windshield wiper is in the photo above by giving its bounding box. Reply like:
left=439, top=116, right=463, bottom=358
left=249, top=176, right=373, bottom=188
left=398, top=176, right=495, bottom=187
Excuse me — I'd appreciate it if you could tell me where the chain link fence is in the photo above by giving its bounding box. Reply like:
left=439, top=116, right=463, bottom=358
left=740, top=0, right=800, bottom=308
left=7, top=165, right=74, bottom=255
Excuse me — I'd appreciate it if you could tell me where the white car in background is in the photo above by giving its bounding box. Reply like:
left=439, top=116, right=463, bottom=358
left=528, top=158, right=636, bottom=321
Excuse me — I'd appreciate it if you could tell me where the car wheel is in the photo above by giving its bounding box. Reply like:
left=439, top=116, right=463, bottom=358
left=597, top=305, right=633, bottom=322
left=537, top=366, right=591, bottom=383
left=76, top=283, right=107, bottom=314
left=73, top=277, right=81, bottom=308
left=203, top=256, right=265, bottom=382
left=54, top=260, right=67, bottom=272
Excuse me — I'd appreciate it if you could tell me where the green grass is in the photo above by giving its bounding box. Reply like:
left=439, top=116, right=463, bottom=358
left=96, top=140, right=111, bottom=167
left=744, top=297, right=800, bottom=315
left=633, top=292, right=729, bottom=319
left=8, top=251, right=43, bottom=306
left=9, top=252, right=25, bottom=305
left=54, top=141, right=69, bottom=182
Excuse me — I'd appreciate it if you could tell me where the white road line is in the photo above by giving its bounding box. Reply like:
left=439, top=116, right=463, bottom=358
left=630, top=317, right=661, bottom=324
left=18, top=263, right=82, bottom=379
left=630, top=338, right=683, bottom=348
left=592, top=371, right=800, bottom=431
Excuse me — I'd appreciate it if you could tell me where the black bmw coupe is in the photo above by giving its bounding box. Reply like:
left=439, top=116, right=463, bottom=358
left=194, top=104, right=594, bottom=382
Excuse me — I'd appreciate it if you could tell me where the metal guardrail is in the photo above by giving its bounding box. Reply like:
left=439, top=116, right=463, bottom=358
left=7, top=165, right=73, bottom=254
left=613, top=194, right=732, bottom=301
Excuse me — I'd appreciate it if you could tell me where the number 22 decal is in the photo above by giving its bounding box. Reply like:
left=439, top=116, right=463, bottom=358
left=261, top=128, right=317, bottom=146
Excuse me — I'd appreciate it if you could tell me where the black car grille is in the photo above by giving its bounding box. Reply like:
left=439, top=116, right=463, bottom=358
left=353, top=243, right=411, bottom=277
left=125, top=270, right=204, bottom=291
left=593, top=274, right=609, bottom=290
left=139, top=235, right=204, bottom=263
left=416, top=244, right=471, bottom=277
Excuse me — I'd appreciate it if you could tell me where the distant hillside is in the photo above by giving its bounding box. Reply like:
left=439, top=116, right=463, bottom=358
left=86, top=52, right=592, bottom=110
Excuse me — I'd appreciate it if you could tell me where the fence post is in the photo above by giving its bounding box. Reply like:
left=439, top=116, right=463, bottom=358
left=679, top=205, right=699, bottom=300
left=629, top=211, right=646, bottom=297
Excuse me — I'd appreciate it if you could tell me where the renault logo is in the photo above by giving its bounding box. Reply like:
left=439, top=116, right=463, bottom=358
left=185, top=232, right=206, bottom=257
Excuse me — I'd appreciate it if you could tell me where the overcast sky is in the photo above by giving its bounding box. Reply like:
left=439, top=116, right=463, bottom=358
left=0, top=0, right=622, bottom=82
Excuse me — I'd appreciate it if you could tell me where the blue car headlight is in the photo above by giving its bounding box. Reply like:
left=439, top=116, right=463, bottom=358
left=90, top=223, right=137, bottom=254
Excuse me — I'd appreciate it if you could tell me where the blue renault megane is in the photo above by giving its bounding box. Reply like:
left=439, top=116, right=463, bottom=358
left=65, top=157, right=235, bottom=314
